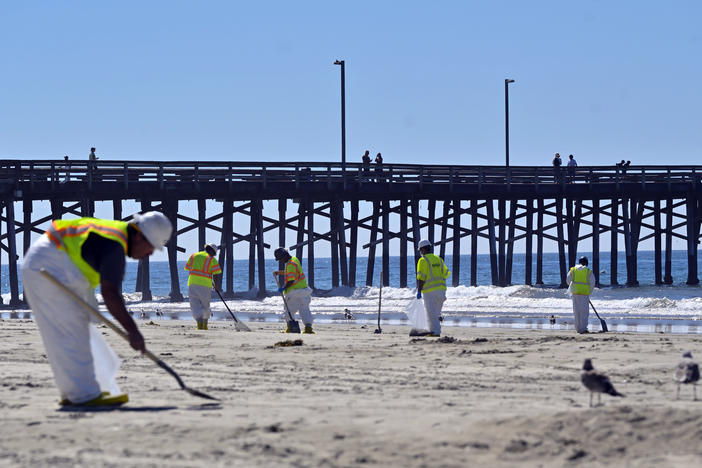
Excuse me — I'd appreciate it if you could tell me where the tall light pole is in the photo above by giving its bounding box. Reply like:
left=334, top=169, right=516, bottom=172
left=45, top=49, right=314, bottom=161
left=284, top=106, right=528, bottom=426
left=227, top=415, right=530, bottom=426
left=334, top=60, right=346, bottom=170
left=505, top=78, right=515, bottom=167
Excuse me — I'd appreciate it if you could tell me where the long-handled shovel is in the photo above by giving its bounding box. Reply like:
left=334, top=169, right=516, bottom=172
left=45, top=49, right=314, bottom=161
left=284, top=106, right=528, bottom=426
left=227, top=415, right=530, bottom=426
left=374, top=270, right=383, bottom=334
left=40, top=269, right=219, bottom=401
left=274, top=274, right=300, bottom=333
left=589, top=300, right=609, bottom=332
left=214, top=289, right=251, bottom=331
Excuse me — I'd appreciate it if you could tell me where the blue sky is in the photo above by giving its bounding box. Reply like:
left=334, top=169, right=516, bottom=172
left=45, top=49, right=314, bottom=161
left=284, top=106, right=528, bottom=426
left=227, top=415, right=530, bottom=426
left=2, top=1, right=700, bottom=166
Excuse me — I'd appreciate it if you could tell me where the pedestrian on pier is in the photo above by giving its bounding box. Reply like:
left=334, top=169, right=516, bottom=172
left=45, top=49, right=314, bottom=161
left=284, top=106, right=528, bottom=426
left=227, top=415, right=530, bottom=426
left=273, top=247, right=315, bottom=334
left=184, top=243, right=222, bottom=330
left=374, top=152, right=384, bottom=182
left=21, top=211, right=173, bottom=406
left=61, top=155, right=70, bottom=183
left=552, top=153, right=562, bottom=183
left=567, top=154, right=577, bottom=183
left=415, top=239, right=450, bottom=337
left=361, top=150, right=371, bottom=181
left=566, top=256, right=595, bottom=334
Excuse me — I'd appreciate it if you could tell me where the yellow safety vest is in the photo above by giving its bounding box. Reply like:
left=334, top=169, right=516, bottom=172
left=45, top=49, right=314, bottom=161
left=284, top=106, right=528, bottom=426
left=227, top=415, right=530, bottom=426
left=416, top=253, right=450, bottom=293
left=185, top=251, right=222, bottom=288
left=284, top=256, right=307, bottom=293
left=46, top=218, right=129, bottom=288
left=569, top=266, right=592, bottom=295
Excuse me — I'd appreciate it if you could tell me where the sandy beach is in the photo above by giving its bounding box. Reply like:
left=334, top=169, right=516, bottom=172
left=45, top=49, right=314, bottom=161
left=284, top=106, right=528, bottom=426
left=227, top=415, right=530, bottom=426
left=1, top=318, right=701, bottom=467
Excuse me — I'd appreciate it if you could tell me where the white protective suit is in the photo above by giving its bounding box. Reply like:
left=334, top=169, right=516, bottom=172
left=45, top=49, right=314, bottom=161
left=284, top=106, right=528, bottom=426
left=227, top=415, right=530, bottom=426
left=565, top=265, right=596, bottom=333
left=284, top=287, right=313, bottom=326
left=423, top=289, right=446, bottom=335
left=21, top=234, right=121, bottom=403
left=188, top=284, right=213, bottom=321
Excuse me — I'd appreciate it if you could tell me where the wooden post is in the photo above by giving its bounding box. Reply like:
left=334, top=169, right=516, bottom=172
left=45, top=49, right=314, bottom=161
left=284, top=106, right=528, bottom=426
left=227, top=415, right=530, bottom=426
left=349, top=199, right=359, bottom=287
left=400, top=199, right=408, bottom=288
left=622, top=197, right=635, bottom=286
left=487, top=201, right=498, bottom=286
left=248, top=206, right=255, bottom=290
left=556, top=197, right=567, bottom=288
left=366, top=201, right=380, bottom=286
left=307, top=198, right=315, bottom=289
left=139, top=200, right=152, bottom=301
left=664, top=198, right=673, bottom=284
left=439, top=200, right=449, bottom=260
left=654, top=199, right=662, bottom=285
left=592, top=199, right=601, bottom=288
left=427, top=199, right=436, bottom=246
left=686, top=195, right=699, bottom=285
left=498, top=199, right=506, bottom=286
left=536, top=198, right=544, bottom=285
left=524, top=199, right=533, bottom=286
left=330, top=201, right=340, bottom=288
left=255, top=198, right=267, bottom=297
left=452, top=199, right=460, bottom=287
left=198, top=198, right=206, bottom=251
left=470, top=199, right=478, bottom=287
left=411, top=198, right=421, bottom=267
left=23, top=198, right=32, bottom=255
left=505, top=200, right=517, bottom=285
left=165, top=199, right=183, bottom=302
left=6, top=199, right=21, bottom=306
left=337, top=199, right=348, bottom=286
left=296, top=201, right=305, bottom=261
left=566, top=199, right=576, bottom=268
left=224, top=199, right=234, bottom=296
left=382, top=200, right=390, bottom=286
left=610, top=197, right=619, bottom=286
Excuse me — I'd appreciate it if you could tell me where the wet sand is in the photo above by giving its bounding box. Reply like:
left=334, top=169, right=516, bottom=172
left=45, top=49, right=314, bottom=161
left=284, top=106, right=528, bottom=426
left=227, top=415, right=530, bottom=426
left=1, top=318, right=701, bottom=467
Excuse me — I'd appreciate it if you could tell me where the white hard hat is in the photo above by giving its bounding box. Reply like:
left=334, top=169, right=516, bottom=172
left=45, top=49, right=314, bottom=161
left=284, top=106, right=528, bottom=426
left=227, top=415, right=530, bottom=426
left=131, top=211, right=172, bottom=251
left=205, top=242, right=218, bottom=252
left=418, top=239, right=432, bottom=250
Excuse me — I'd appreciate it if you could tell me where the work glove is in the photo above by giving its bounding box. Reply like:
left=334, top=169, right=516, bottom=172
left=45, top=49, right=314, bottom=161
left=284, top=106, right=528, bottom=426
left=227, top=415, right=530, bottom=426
left=277, top=286, right=285, bottom=293
left=416, top=291, right=422, bottom=299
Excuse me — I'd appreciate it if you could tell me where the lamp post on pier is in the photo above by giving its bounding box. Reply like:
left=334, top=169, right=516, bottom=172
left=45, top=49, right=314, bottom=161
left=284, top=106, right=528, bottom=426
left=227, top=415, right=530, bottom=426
left=505, top=78, right=515, bottom=167
left=334, top=60, right=346, bottom=172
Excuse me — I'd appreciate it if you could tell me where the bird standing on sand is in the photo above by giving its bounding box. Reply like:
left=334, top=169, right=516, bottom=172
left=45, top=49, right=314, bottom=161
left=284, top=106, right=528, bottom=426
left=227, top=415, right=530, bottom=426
left=674, top=351, right=700, bottom=400
left=581, top=358, right=624, bottom=407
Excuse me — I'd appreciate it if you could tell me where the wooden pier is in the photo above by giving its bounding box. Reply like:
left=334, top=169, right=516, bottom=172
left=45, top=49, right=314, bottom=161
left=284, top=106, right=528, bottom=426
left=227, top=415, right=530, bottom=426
left=1, top=160, right=700, bottom=306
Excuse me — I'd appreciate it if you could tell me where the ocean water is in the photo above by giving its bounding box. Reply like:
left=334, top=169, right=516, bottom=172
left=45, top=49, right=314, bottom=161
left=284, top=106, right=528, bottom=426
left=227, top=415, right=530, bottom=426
left=3, top=251, right=702, bottom=332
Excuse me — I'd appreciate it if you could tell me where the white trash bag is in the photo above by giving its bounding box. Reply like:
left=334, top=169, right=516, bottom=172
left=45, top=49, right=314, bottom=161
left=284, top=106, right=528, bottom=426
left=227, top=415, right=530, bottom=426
left=405, top=298, right=429, bottom=334
left=89, top=325, right=122, bottom=396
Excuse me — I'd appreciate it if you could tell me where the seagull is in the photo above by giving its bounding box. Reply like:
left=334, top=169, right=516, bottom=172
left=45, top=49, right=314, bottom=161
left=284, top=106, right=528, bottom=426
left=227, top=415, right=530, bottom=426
left=674, top=351, right=700, bottom=400
left=581, top=358, right=624, bottom=407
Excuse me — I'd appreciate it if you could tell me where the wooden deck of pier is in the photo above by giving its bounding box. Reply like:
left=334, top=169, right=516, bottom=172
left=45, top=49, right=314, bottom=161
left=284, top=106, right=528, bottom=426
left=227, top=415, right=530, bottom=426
left=1, top=160, right=700, bottom=305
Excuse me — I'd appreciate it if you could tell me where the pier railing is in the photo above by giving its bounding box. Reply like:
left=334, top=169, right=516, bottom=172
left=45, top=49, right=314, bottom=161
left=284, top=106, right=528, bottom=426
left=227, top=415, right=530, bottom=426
left=1, top=160, right=701, bottom=193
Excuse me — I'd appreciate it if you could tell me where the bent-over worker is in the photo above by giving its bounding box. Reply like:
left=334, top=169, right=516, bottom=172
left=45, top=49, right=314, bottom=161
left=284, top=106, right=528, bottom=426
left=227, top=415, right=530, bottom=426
left=566, top=256, right=596, bottom=333
left=21, top=212, right=173, bottom=406
left=184, top=243, right=222, bottom=330
left=416, top=239, right=450, bottom=337
left=273, top=247, right=315, bottom=334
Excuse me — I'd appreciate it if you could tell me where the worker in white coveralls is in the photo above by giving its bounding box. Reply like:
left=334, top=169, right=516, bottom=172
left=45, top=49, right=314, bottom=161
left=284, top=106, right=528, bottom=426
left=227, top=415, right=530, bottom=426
left=416, top=239, right=450, bottom=337
left=273, top=247, right=315, bottom=334
left=184, top=243, right=222, bottom=330
left=566, top=256, right=596, bottom=333
left=21, top=212, right=172, bottom=407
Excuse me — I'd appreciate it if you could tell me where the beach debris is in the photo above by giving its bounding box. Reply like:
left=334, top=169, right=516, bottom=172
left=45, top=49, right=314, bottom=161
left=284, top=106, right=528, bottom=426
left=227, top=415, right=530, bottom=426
left=145, top=320, right=159, bottom=326
left=274, top=339, right=304, bottom=347
left=581, top=358, right=624, bottom=407
left=674, top=351, right=700, bottom=400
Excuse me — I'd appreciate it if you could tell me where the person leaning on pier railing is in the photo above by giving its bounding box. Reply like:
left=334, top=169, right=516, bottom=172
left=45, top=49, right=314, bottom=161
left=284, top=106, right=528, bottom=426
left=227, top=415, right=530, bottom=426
left=552, top=152, right=562, bottom=183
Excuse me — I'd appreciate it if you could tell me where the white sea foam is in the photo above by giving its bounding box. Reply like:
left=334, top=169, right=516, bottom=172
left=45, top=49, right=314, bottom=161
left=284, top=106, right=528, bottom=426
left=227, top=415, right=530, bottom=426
left=6, top=283, right=702, bottom=321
